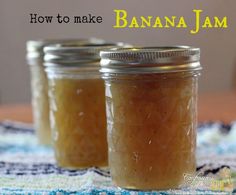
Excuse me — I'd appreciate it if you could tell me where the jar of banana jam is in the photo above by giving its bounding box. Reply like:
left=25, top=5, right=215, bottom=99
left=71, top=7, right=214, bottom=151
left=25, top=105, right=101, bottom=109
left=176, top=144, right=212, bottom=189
left=100, top=47, right=202, bottom=190
left=27, top=40, right=53, bottom=145
left=44, top=42, right=129, bottom=168
left=26, top=39, right=104, bottom=145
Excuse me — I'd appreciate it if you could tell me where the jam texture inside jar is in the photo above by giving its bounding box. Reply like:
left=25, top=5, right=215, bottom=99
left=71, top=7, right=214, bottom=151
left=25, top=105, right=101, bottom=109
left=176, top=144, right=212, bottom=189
left=100, top=47, right=201, bottom=190
left=48, top=73, right=108, bottom=168
left=44, top=42, right=129, bottom=168
left=29, top=63, right=51, bottom=145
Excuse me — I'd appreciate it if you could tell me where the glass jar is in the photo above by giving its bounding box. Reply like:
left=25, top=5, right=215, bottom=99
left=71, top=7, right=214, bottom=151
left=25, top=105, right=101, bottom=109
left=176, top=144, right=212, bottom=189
left=100, top=47, right=202, bottom=190
left=44, top=42, right=130, bottom=168
left=27, top=38, right=104, bottom=145
left=27, top=40, right=52, bottom=145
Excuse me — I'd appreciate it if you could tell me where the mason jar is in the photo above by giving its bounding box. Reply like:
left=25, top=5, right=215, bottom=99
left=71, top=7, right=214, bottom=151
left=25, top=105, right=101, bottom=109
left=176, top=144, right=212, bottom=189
left=44, top=42, right=130, bottom=168
left=100, top=46, right=202, bottom=190
left=26, top=38, right=104, bottom=145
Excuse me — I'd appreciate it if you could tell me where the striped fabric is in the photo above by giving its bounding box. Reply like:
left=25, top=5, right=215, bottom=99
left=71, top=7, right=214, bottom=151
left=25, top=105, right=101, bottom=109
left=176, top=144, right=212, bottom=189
left=0, top=121, right=235, bottom=194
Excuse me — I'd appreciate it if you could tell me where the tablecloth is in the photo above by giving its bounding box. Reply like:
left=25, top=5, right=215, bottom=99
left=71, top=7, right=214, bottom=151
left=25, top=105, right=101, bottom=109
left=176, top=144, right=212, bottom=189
left=0, top=121, right=236, bottom=195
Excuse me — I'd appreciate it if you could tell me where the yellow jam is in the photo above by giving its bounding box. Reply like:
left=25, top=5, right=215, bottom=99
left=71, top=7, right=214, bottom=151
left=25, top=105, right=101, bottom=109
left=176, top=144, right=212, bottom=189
left=30, top=64, right=51, bottom=145
left=105, top=72, right=198, bottom=190
left=48, top=76, right=108, bottom=168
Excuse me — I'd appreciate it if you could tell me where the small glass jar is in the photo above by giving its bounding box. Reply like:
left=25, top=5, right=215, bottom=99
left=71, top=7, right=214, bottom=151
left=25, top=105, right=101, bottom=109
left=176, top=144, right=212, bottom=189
left=27, top=40, right=52, bottom=145
left=44, top=42, right=129, bottom=168
left=27, top=38, right=104, bottom=145
left=100, top=47, right=202, bottom=190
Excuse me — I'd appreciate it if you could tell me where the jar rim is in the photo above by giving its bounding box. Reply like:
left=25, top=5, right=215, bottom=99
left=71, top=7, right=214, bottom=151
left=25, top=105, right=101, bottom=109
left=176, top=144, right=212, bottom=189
left=100, top=46, right=201, bottom=74
left=26, top=38, right=105, bottom=60
left=43, top=42, right=131, bottom=66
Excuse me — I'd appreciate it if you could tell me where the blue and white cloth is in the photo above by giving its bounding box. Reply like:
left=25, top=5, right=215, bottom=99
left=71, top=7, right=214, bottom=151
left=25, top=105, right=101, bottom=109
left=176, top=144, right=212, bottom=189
left=0, top=121, right=236, bottom=194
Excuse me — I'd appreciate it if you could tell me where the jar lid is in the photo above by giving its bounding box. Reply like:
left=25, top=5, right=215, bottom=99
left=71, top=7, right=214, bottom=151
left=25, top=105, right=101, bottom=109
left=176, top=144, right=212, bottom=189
left=100, top=46, right=201, bottom=74
left=26, top=38, right=105, bottom=59
left=44, top=42, right=131, bottom=67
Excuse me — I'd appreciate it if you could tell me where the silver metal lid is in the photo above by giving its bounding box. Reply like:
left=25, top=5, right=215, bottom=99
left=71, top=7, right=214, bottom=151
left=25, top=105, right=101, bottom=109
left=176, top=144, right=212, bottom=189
left=100, top=46, right=201, bottom=74
left=44, top=42, right=131, bottom=67
left=26, top=38, right=105, bottom=60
